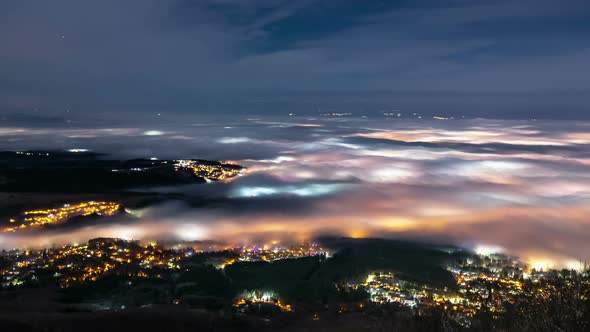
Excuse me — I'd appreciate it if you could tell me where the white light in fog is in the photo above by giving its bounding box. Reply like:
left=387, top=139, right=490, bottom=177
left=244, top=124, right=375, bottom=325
left=176, top=225, right=208, bottom=241
left=474, top=244, right=504, bottom=256
left=143, top=130, right=163, bottom=136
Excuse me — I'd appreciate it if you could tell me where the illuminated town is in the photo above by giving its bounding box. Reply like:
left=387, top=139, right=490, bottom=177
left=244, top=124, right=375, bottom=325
left=0, top=238, right=185, bottom=288
left=208, top=242, right=328, bottom=269
left=2, top=236, right=587, bottom=328
left=174, top=160, right=244, bottom=181
left=3, top=201, right=121, bottom=233
left=0, top=239, right=327, bottom=289
left=343, top=252, right=590, bottom=327
left=234, top=291, right=293, bottom=313
left=234, top=242, right=328, bottom=263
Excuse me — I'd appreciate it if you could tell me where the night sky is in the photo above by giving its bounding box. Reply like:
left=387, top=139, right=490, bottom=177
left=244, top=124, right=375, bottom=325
left=1, top=0, right=590, bottom=118
left=2, top=1, right=590, bottom=269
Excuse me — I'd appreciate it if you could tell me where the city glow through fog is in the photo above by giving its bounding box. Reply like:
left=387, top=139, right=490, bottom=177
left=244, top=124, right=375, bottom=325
left=2, top=115, right=590, bottom=268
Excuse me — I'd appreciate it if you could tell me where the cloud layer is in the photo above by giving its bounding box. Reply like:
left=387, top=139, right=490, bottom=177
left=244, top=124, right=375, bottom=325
left=2, top=113, right=590, bottom=269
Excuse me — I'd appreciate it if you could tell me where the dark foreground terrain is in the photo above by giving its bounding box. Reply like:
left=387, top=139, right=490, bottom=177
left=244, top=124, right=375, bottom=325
left=0, top=306, right=448, bottom=332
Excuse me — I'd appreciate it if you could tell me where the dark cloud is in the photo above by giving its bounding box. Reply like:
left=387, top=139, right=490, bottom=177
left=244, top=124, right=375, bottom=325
left=1, top=0, right=589, bottom=117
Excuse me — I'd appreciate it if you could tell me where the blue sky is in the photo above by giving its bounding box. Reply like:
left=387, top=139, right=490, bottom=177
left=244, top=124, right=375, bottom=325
left=1, top=0, right=590, bottom=117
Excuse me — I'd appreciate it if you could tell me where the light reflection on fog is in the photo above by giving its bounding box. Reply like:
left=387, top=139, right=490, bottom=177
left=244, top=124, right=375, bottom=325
left=2, top=115, right=590, bottom=267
